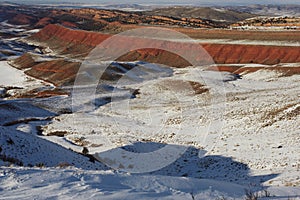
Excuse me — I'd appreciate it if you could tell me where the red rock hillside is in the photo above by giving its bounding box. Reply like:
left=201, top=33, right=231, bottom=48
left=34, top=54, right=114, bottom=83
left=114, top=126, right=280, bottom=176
left=13, top=24, right=299, bottom=87
left=29, top=24, right=300, bottom=66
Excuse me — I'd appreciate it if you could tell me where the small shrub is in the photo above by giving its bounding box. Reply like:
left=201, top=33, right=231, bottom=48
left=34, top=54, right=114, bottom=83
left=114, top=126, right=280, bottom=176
left=0, top=154, right=23, bottom=166
left=47, top=131, right=68, bottom=137
left=245, top=189, right=259, bottom=200
left=190, top=192, right=195, bottom=200
left=36, top=163, right=45, bottom=168
left=262, top=190, right=271, bottom=197
left=6, top=138, right=14, bottom=145
left=244, top=189, right=272, bottom=200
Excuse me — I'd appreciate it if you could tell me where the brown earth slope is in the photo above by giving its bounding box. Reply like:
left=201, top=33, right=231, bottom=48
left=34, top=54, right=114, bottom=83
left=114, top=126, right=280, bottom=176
left=144, top=7, right=256, bottom=23
left=0, top=4, right=224, bottom=31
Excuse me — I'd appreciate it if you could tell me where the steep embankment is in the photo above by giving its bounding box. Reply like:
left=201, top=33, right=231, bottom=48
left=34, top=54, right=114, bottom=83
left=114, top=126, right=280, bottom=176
left=14, top=24, right=300, bottom=86
left=28, top=24, right=110, bottom=57
left=12, top=53, right=80, bottom=86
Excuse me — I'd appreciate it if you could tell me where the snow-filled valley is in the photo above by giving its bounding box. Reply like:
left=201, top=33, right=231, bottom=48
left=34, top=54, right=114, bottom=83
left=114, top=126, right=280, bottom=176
left=0, top=21, right=300, bottom=199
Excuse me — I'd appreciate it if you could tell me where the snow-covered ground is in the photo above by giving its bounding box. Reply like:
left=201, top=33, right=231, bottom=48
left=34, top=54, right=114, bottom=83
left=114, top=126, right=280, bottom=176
left=197, top=39, right=300, bottom=47
left=144, top=37, right=300, bottom=47
left=0, top=21, right=41, bottom=60
left=33, top=64, right=300, bottom=198
left=0, top=61, right=40, bottom=87
left=0, top=167, right=248, bottom=200
left=0, top=39, right=299, bottom=199
left=0, top=61, right=50, bottom=98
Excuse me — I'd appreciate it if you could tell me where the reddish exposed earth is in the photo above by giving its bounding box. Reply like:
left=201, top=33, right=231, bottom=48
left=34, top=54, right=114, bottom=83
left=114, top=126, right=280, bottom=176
left=26, top=60, right=81, bottom=86
left=14, top=88, right=69, bottom=99
left=12, top=53, right=38, bottom=69
left=9, top=14, right=37, bottom=25
left=30, top=24, right=300, bottom=66
left=12, top=53, right=80, bottom=86
left=11, top=24, right=300, bottom=86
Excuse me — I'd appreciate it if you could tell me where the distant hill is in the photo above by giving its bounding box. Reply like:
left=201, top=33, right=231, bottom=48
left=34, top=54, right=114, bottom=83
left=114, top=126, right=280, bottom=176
left=144, top=7, right=256, bottom=23
left=225, top=4, right=300, bottom=17
left=101, top=3, right=152, bottom=11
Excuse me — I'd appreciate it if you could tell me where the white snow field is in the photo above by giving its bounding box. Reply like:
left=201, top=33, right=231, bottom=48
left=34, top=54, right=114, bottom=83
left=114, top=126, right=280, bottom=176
left=0, top=58, right=299, bottom=199
left=0, top=61, right=50, bottom=98
left=41, top=65, right=300, bottom=198
left=0, top=167, right=247, bottom=200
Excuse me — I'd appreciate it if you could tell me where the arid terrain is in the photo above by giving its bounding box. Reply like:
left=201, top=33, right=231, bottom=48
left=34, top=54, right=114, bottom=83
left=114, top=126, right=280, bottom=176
left=0, top=2, right=299, bottom=199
